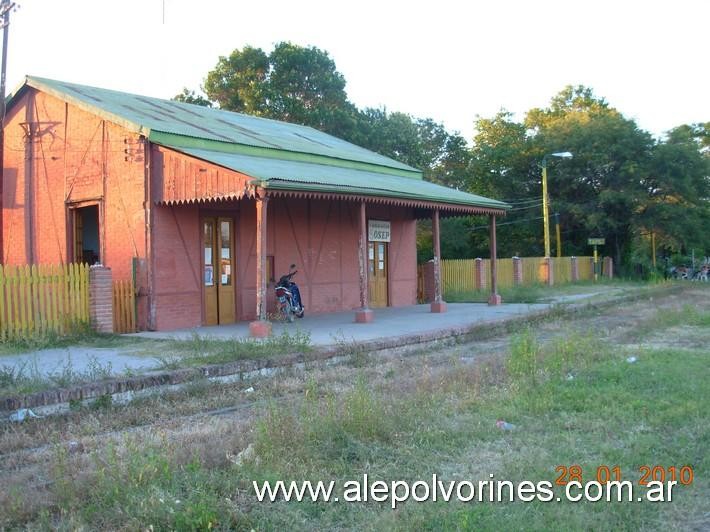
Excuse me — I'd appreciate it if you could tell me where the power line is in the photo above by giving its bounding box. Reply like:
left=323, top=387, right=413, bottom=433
left=500, top=196, right=543, bottom=205
left=468, top=215, right=544, bottom=231
left=508, top=202, right=543, bottom=212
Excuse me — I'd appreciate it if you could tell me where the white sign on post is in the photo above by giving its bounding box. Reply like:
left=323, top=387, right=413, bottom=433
left=368, top=220, right=391, bottom=242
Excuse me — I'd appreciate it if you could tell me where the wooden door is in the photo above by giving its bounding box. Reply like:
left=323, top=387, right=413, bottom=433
left=203, top=217, right=235, bottom=325
left=73, top=209, right=83, bottom=263
left=368, top=241, right=388, bottom=307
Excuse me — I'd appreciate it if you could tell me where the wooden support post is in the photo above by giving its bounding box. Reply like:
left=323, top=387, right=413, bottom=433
left=250, top=193, right=272, bottom=337
left=488, top=215, right=502, bottom=305
left=430, top=208, right=447, bottom=313
left=355, top=201, right=374, bottom=323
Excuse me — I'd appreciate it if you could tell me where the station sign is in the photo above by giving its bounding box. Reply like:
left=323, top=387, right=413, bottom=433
left=368, top=220, right=391, bottom=242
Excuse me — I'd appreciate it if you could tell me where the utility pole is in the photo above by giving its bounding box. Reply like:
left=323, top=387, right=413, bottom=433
left=541, top=160, right=551, bottom=257
left=0, top=0, right=15, bottom=264
left=540, top=152, right=572, bottom=257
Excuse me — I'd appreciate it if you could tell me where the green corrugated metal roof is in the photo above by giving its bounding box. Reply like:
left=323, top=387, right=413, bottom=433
left=10, top=75, right=509, bottom=211
left=176, top=146, right=508, bottom=209
left=17, top=76, right=418, bottom=175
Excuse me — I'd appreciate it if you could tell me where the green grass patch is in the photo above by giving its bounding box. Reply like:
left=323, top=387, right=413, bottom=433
left=4, top=286, right=707, bottom=529
left=0, top=321, right=153, bottom=356
left=235, top=337, right=707, bottom=529
left=0, top=354, right=116, bottom=397
left=628, top=303, right=710, bottom=341
left=34, top=327, right=702, bottom=530
left=446, top=284, right=549, bottom=303
left=445, top=279, right=656, bottom=304
left=155, top=329, right=313, bottom=368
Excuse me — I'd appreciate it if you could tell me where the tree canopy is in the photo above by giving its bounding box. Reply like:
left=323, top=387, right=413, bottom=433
left=177, top=47, right=709, bottom=273
left=464, top=86, right=709, bottom=270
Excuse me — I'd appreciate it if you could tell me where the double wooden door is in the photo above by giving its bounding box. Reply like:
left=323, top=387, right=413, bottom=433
left=368, top=241, right=388, bottom=307
left=203, top=217, right=235, bottom=325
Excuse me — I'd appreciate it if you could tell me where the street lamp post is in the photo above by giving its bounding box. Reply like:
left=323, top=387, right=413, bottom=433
left=541, top=151, right=572, bottom=257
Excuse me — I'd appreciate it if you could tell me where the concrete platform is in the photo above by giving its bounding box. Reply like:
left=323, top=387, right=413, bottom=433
left=1, top=302, right=552, bottom=380
left=4, top=293, right=617, bottom=381
left=131, top=302, right=550, bottom=345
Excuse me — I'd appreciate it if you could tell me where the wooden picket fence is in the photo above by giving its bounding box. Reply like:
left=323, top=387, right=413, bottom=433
left=442, top=259, right=476, bottom=293
left=492, top=258, right=515, bottom=290
left=0, top=263, right=90, bottom=340
left=521, top=257, right=545, bottom=284
left=552, top=257, right=572, bottom=284
left=419, top=256, right=597, bottom=300
left=112, top=279, right=136, bottom=333
left=580, top=257, right=596, bottom=280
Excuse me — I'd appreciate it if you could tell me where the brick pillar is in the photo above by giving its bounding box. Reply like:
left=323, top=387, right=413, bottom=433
left=544, top=257, right=554, bottom=286
left=474, top=258, right=486, bottom=291
left=512, top=256, right=522, bottom=285
left=422, top=261, right=435, bottom=303
left=488, top=215, right=502, bottom=305
left=603, top=256, right=613, bottom=279
left=89, top=265, right=113, bottom=333
left=570, top=256, right=579, bottom=282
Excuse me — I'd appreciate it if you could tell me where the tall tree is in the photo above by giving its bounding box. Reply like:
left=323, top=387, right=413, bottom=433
left=641, top=124, right=710, bottom=255
left=527, top=88, right=656, bottom=266
left=203, top=42, right=358, bottom=137
left=203, top=45, right=270, bottom=114
left=172, top=88, right=212, bottom=107
left=192, top=43, right=470, bottom=187
left=467, top=86, right=709, bottom=269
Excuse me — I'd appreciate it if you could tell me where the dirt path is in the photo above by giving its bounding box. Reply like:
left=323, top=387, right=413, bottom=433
left=1, top=284, right=707, bottom=522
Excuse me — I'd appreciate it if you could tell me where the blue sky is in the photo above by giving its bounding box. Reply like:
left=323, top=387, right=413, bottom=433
left=6, top=0, right=708, bottom=141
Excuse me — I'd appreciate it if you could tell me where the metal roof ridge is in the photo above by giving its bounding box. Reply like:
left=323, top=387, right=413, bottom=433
left=17, top=75, right=419, bottom=174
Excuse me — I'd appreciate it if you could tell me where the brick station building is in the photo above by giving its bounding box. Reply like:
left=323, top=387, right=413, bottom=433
left=1, top=76, right=509, bottom=333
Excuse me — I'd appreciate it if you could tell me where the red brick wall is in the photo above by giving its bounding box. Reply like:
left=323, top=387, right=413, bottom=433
left=149, top=196, right=419, bottom=330
left=151, top=203, right=202, bottom=330
left=2, top=89, right=146, bottom=279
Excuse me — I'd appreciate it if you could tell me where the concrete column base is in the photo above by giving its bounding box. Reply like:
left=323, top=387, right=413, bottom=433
left=430, top=301, right=447, bottom=313
left=355, top=308, right=375, bottom=323
left=249, top=320, right=272, bottom=338
left=488, top=294, right=503, bottom=306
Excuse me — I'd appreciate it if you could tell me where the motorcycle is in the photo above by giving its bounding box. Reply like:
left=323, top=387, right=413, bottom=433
left=275, top=264, right=305, bottom=322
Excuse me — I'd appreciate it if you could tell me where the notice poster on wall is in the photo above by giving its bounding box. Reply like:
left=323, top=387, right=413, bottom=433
left=368, top=220, right=391, bottom=242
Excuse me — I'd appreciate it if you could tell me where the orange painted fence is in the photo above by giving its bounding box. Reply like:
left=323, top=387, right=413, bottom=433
left=0, top=263, right=90, bottom=340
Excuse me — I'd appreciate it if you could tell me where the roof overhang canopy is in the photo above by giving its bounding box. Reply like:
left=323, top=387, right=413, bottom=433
left=161, top=144, right=508, bottom=215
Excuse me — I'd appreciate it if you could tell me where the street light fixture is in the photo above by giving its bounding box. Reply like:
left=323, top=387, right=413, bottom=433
left=541, top=151, right=572, bottom=257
